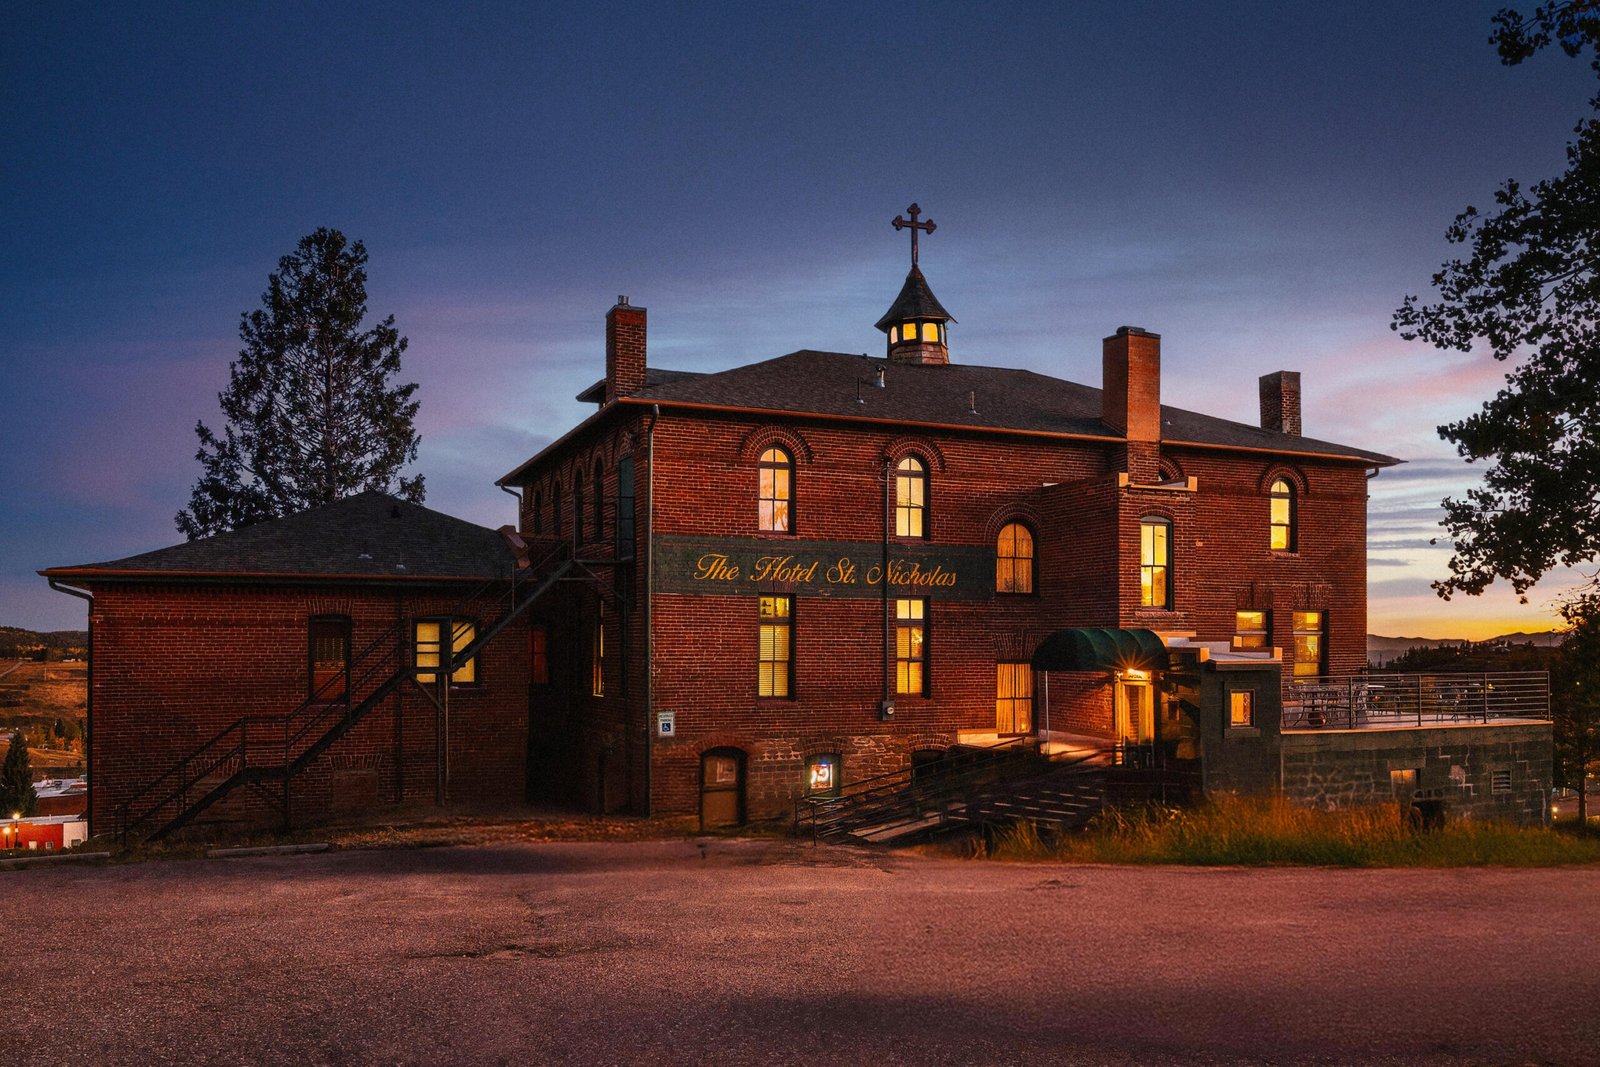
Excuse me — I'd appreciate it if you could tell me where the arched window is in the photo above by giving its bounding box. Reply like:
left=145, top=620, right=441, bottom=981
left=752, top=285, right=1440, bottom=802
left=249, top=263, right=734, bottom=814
left=996, top=522, right=1034, bottom=593
left=895, top=456, right=928, bottom=538
left=592, top=458, right=605, bottom=542
left=1140, top=516, right=1172, bottom=609
left=758, top=447, right=793, bottom=533
left=572, top=469, right=585, bottom=551
left=531, top=490, right=542, bottom=535
left=616, top=455, right=635, bottom=560
left=552, top=478, right=563, bottom=543
left=1270, top=478, right=1296, bottom=551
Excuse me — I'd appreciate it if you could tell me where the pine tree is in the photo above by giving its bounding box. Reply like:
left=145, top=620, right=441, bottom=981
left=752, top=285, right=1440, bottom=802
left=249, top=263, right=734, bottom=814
left=177, top=228, right=425, bottom=540
left=0, top=732, right=38, bottom=817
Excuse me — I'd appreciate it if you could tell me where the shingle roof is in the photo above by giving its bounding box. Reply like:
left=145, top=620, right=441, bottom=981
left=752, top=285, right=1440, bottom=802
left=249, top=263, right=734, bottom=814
left=575, top=367, right=706, bottom=404
left=621, top=350, right=1398, bottom=465
left=874, top=267, right=955, bottom=330
left=42, top=491, right=516, bottom=583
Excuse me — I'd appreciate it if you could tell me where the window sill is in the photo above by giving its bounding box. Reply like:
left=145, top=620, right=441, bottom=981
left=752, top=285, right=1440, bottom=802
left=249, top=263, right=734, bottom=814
left=1226, top=726, right=1261, bottom=737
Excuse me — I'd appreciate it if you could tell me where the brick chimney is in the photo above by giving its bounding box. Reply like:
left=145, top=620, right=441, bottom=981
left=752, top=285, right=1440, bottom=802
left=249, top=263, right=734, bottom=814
left=1259, top=370, right=1301, bottom=436
left=1102, top=326, right=1162, bottom=482
left=605, top=296, right=647, bottom=404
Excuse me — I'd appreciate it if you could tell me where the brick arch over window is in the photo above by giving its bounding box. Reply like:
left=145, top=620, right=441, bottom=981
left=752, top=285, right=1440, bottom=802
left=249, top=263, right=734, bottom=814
left=737, top=424, right=815, bottom=464
left=982, top=504, right=1043, bottom=544
left=1158, top=457, right=1185, bottom=483
left=1258, top=464, right=1309, bottom=496
left=881, top=436, right=946, bottom=472
left=303, top=596, right=356, bottom=617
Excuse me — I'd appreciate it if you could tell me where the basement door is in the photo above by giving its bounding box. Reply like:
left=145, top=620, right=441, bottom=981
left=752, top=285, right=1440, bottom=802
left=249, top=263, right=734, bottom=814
left=700, top=749, right=746, bottom=829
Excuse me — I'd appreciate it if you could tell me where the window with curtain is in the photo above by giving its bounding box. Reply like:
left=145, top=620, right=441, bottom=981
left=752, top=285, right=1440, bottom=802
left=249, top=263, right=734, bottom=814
left=996, top=522, right=1034, bottom=593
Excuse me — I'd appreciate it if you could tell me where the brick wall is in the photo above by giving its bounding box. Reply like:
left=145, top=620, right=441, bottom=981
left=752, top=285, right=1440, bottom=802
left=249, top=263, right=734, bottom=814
left=85, top=581, right=530, bottom=834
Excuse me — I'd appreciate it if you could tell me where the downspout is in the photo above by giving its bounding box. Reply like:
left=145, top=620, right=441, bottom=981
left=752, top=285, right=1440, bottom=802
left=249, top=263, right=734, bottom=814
left=499, top=483, right=523, bottom=520
left=644, top=404, right=659, bottom=817
left=48, top=580, right=93, bottom=835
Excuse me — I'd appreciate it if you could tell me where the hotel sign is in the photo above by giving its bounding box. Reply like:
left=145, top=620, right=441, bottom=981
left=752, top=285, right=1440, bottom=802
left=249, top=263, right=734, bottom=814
left=651, top=535, right=995, bottom=601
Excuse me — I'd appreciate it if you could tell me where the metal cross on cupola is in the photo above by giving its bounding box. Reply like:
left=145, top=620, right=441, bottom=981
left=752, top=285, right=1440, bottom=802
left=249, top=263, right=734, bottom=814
left=876, top=202, right=956, bottom=365
left=892, top=203, right=936, bottom=269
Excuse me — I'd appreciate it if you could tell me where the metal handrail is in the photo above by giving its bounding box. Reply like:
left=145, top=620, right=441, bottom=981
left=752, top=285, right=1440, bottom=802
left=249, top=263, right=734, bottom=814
left=1283, top=671, right=1549, bottom=730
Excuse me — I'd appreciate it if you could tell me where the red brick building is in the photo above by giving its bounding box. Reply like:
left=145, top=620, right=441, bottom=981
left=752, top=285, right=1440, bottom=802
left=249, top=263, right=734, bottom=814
left=497, top=241, right=1408, bottom=826
left=46, top=213, right=1554, bottom=836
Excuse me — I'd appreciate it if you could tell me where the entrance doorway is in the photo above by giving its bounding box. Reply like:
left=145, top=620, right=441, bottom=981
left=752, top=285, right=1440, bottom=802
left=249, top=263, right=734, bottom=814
left=1115, top=677, right=1156, bottom=744
left=700, top=749, right=745, bottom=829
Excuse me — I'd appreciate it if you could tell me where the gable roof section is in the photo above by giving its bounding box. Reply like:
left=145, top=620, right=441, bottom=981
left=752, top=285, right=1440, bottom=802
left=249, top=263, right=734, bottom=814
left=42, top=491, right=515, bottom=584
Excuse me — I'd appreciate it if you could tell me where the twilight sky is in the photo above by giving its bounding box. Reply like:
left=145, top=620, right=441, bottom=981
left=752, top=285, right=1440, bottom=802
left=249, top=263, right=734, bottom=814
left=3, top=1, right=1592, bottom=637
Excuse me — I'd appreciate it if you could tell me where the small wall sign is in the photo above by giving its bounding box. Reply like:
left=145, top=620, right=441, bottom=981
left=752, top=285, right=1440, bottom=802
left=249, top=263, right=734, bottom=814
left=656, top=711, right=675, bottom=737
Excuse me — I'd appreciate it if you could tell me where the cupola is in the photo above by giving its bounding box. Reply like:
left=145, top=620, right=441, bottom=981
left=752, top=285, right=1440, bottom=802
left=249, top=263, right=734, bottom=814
left=875, top=203, right=954, bottom=365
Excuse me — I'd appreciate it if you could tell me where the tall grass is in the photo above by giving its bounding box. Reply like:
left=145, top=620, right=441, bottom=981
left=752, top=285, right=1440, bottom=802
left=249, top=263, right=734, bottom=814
left=981, top=795, right=1600, bottom=867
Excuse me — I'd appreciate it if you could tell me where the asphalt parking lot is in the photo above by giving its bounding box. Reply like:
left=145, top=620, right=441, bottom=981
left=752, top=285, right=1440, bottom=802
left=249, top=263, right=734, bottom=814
left=4, top=838, right=1598, bottom=1066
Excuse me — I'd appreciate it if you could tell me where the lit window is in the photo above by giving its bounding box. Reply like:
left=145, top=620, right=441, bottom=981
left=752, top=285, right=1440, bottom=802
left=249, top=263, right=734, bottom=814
left=889, top=326, right=899, bottom=344
left=591, top=601, right=605, bottom=696
left=531, top=624, right=549, bottom=686
left=758, top=595, right=793, bottom=698
left=617, top=455, right=635, bottom=560
left=758, top=447, right=793, bottom=533
left=1140, top=517, right=1172, bottom=609
left=1233, top=610, right=1268, bottom=651
left=1293, top=611, right=1324, bottom=678
left=895, top=598, right=927, bottom=695
left=895, top=457, right=928, bottom=538
left=416, top=618, right=477, bottom=686
left=1229, top=690, right=1255, bottom=728
left=1270, top=478, right=1296, bottom=551
left=996, top=522, right=1034, bottom=593
left=903, top=321, right=918, bottom=339
left=921, top=322, right=939, bottom=342
left=806, top=753, right=840, bottom=796
left=996, top=663, right=1032, bottom=733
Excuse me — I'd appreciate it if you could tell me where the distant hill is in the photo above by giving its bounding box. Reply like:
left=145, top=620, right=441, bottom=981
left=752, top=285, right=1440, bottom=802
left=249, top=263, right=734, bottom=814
left=1368, top=630, right=1562, bottom=668
left=0, top=626, right=89, bottom=660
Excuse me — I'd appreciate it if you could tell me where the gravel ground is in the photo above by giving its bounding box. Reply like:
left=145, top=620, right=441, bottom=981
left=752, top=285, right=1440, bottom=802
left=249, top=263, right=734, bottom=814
left=3, top=838, right=1597, bottom=1066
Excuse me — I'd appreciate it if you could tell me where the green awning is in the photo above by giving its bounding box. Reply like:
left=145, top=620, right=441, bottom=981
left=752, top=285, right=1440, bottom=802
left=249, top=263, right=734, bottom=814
left=1030, top=628, right=1169, bottom=673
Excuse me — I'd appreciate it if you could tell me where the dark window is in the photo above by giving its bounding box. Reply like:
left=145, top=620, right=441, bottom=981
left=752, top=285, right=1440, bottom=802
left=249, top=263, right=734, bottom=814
left=996, top=522, right=1034, bottom=593
left=1270, top=478, right=1296, bottom=551
left=573, top=469, right=585, bottom=551
left=592, top=458, right=605, bottom=542
left=895, top=457, right=928, bottom=538
left=552, top=478, right=563, bottom=544
left=895, top=598, right=927, bottom=695
left=307, top=616, right=350, bottom=700
left=617, top=455, right=635, bottom=560
left=805, top=753, right=840, bottom=797
left=416, top=618, right=477, bottom=686
left=531, top=491, right=542, bottom=536
left=996, top=662, right=1032, bottom=733
left=1293, top=611, right=1325, bottom=678
left=758, top=447, right=793, bottom=533
left=758, top=595, right=793, bottom=697
left=1140, top=516, right=1172, bottom=609
left=531, top=624, right=549, bottom=686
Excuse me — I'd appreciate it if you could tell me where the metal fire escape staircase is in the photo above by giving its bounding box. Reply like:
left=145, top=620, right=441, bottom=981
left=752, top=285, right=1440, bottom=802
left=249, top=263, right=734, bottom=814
left=114, top=544, right=580, bottom=843
left=794, top=739, right=1116, bottom=847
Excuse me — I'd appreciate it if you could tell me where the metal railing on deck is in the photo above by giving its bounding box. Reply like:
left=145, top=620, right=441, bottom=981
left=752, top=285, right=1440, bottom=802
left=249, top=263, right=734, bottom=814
left=1283, top=671, right=1549, bottom=730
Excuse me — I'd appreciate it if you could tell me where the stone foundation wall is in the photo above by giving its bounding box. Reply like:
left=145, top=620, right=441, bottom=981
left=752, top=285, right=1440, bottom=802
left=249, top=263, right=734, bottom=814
left=1280, top=722, right=1551, bottom=826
